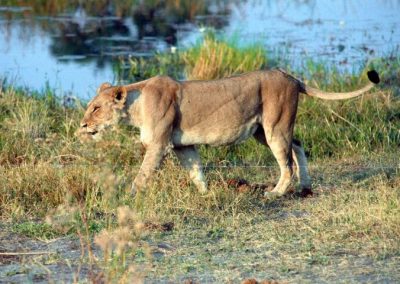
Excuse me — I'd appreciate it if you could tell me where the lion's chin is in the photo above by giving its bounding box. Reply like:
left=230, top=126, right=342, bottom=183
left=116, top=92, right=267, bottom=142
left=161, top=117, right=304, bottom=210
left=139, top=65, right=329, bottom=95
left=76, top=130, right=102, bottom=143
left=91, top=132, right=102, bottom=141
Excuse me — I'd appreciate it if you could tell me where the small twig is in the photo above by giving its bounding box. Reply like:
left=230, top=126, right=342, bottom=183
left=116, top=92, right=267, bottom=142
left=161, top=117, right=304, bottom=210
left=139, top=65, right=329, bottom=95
left=328, top=109, right=363, bottom=134
left=0, top=251, right=55, bottom=256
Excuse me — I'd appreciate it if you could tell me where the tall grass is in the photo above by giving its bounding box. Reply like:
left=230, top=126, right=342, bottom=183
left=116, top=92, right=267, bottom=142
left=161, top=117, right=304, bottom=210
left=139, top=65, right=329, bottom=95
left=123, top=52, right=184, bottom=81
left=182, top=32, right=267, bottom=80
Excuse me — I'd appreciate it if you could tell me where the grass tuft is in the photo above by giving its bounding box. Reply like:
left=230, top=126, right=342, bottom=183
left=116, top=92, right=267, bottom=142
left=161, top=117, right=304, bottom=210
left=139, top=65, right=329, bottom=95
left=182, top=32, right=267, bottom=80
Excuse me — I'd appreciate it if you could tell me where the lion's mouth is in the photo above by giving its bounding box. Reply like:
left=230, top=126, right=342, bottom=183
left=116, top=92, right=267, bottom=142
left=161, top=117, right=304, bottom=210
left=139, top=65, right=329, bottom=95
left=88, top=130, right=98, bottom=136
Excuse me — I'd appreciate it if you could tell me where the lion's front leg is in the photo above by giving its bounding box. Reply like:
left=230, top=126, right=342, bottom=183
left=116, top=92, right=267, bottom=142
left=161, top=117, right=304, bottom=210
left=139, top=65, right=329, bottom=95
left=132, top=83, right=177, bottom=195
left=132, top=144, right=166, bottom=195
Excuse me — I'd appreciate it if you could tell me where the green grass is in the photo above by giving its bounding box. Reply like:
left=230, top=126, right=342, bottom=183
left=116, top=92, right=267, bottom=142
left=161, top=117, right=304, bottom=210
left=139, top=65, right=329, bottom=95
left=120, top=52, right=184, bottom=81
left=182, top=31, right=267, bottom=80
left=11, top=222, right=59, bottom=240
left=1, top=38, right=400, bottom=282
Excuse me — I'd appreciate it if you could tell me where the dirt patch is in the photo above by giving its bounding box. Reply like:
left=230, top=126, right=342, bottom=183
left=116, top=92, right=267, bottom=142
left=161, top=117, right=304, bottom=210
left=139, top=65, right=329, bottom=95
left=226, top=177, right=274, bottom=195
left=0, top=224, right=174, bottom=283
left=144, top=221, right=174, bottom=232
left=242, top=278, right=282, bottom=284
left=226, top=177, right=314, bottom=198
left=0, top=225, right=95, bottom=283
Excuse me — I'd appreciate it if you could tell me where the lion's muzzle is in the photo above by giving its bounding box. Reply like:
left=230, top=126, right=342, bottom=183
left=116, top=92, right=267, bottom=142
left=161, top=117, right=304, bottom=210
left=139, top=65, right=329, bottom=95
left=75, top=123, right=99, bottom=142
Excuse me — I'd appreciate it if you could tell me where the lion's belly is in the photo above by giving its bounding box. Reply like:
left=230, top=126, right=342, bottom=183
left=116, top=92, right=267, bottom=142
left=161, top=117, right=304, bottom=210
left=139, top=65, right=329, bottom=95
left=172, top=115, right=261, bottom=146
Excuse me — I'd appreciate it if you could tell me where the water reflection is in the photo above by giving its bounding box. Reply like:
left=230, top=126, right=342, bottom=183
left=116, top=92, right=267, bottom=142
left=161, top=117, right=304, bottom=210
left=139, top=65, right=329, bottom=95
left=0, top=1, right=228, bottom=97
left=49, top=14, right=130, bottom=62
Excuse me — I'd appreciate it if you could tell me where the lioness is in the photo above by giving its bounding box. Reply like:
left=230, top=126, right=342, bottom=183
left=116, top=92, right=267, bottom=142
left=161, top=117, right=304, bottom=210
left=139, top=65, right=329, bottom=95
left=76, top=69, right=380, bottom=197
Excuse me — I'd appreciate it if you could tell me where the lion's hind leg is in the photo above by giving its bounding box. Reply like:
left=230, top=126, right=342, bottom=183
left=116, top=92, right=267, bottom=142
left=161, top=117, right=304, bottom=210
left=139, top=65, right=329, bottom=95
left=254, top=126, right=293, bottom=197
left=262, top=128, right=294, bottom=198
left=174, top=146, right=208, bottom=193
left=292, top=139, right=312, bottom=194
left=254, top=128, right=311, bottom=196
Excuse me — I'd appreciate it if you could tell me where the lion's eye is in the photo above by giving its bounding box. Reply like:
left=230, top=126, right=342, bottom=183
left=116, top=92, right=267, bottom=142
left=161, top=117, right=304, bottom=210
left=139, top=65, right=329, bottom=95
left=92, top=106, right=100, bottom=113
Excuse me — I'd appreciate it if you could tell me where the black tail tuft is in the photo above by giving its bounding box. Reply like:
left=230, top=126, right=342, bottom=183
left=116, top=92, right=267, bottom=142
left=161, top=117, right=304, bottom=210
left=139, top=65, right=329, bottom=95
left=367, top=70, right=380, bottom=84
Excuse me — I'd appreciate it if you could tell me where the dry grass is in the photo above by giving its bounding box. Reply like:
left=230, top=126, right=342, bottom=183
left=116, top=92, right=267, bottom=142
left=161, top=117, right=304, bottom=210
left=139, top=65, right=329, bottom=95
left=182, top=33, right=267, bottom=80
left=143, top=169, right=400, bottom=282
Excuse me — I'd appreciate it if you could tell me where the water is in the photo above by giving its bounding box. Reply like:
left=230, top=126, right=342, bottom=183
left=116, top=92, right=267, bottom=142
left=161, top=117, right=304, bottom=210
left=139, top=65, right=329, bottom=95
left=0, top=1, right=399, bottom=99
left=225, top=0, right=399, bottom=65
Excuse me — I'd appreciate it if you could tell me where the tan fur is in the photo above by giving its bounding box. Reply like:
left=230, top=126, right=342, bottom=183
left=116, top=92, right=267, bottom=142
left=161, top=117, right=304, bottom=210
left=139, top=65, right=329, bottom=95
left=76, top=69, right=378, bottom=197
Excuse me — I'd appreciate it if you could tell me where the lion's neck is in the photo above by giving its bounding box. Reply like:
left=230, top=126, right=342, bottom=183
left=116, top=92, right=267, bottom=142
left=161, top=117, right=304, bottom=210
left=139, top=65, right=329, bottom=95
left=122, top=90, right=142, bottom=127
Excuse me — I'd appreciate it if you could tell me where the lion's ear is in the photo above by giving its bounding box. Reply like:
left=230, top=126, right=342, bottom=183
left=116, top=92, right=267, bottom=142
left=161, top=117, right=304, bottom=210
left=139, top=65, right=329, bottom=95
left=97, top=82, right=112, bottom=94
left=112, top=86, right=128, bottom=106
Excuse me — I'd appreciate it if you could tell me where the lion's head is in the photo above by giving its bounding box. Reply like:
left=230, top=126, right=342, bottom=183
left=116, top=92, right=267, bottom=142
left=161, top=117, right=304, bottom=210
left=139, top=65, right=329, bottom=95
left=76, top=82, right=128, bottom=141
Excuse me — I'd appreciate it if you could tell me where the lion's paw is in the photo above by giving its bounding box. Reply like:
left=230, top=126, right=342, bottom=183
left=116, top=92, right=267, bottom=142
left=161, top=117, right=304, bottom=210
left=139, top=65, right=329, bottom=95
left=263, top=191, right=281, bottom=200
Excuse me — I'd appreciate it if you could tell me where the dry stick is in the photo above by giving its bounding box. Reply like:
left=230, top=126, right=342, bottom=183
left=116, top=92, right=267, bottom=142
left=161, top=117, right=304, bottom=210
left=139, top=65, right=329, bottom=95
left=328, top=108, right=363, bottom=134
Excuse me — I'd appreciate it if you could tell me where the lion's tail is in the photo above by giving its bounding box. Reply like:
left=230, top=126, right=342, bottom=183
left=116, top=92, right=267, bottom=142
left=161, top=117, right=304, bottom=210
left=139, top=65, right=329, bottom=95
left=298, top=70, right=380, bottom=100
